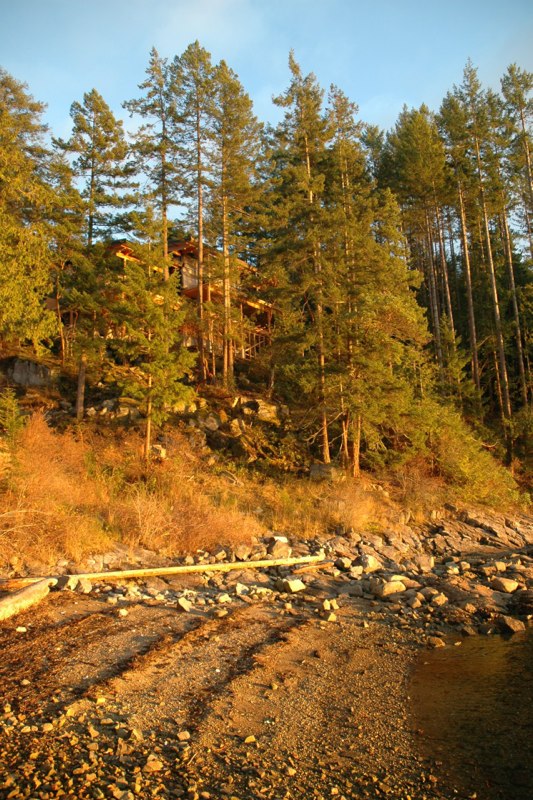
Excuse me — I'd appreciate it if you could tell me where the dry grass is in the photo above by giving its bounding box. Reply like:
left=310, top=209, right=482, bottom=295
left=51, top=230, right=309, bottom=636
left=0, top=415, right=415, bottom=573
left=0, top=414, right=112, bottom=569
left=0, top=417, right=268, bottom=570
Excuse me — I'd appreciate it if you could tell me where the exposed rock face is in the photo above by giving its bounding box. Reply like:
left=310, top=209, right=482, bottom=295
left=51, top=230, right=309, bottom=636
left=8, top=359, right=58, bottom=388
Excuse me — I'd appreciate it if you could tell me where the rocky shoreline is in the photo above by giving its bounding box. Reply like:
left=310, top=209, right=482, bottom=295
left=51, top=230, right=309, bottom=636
left=1, top=506, right=532, bottom=800
left=12, top=506, right=531, bottom=642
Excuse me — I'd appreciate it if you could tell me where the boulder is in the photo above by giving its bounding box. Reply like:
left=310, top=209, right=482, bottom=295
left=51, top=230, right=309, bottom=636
left=278, top=578, right=306, bottom=594
left=498, top=615, right=526, bottom=635
left=491, top=577, right=519, bottom=593
left=233, top=543, right=253, bottom=561
left=255, top=399, right=280, bottom=425
left=370, top=579, right=406, bottom=599
left=268, top=537, right=292, bottom=559
left=412, top=554, right=435, bottom=573
left=309, top=463, right=340, bottom=482
left=358, top=554, right=383, bottom=573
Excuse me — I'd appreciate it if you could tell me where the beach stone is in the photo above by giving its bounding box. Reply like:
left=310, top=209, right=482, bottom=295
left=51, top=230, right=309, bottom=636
left=371, top=580, right=406, bottom=599
left=491, top=577, right=519, bottom=593
left=359, top=554, right=383, bottom=573
left=498, top=615, right=526, bottom=635
left=431, top=593, right=448, bottom=607
left=268, top=538, right=292, bottom=559
left=279, top=579, right=306, bottom=594
left=427, top=636, right=446, bottom=648
left=233, top=543, right=253, bottom=561
left=412, top=554, right=435, bottom=573
left=335, top=557, right=353, bottom=571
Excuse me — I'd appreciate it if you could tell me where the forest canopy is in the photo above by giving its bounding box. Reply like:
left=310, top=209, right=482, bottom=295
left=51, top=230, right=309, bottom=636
left=0, top=46, right=531, bottom=491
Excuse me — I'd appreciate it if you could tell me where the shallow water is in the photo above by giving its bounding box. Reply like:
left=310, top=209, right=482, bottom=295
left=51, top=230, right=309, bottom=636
left=411, top=628, right=533, bottom=800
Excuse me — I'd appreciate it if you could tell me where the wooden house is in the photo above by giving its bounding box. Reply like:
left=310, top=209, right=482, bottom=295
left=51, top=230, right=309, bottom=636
left=104, top=238, right=273, bottom=363
left=167, top=239, right=273, bottom=361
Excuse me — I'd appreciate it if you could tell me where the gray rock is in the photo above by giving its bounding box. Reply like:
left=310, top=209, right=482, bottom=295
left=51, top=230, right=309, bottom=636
left=255, top=399, right=280, bottom=425
left=233, top=543, right=253, bottom=561
left=268, top=538, right=292, bottom=559
left=309, top=463, right=340, bottom=482
left=427, top=636, right=446, bottom=648
left=9, top=359, right=58, bottom=387
left=412, top=554, right=435, bottom=573
left=278, top=578, right=306, bottom=594
left=370, top=579, right=406, bottom=599
left=358, top=554, right=383, bottom=573
left=200, top=413, right=221, bottom=432
left=335, top=556, right=353, bottom=571
left=430, top=593, right=448, bottom=607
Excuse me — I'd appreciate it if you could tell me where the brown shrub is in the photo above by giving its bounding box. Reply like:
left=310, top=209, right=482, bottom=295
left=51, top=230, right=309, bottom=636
left=0, top=413, right=111, bottom=569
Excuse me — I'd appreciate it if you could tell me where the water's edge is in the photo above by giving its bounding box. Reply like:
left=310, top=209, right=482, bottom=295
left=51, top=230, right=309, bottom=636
left=410, top=627, right=533, bottom=800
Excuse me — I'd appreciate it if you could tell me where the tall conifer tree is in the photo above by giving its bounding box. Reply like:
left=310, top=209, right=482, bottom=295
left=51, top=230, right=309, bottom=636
left=57, top=89, right=134, bottom=246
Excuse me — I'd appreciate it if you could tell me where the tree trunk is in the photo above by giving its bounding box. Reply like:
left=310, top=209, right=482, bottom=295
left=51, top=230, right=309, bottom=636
left=473, top=138, right=512, bottom=419
left=434, top=200, right=456, bottom=339
left=424, top=207, right=443, bottom=368
left=196, top=107, right=206, bottom=382
left=76, top=353, right=87, bottom=422
left=222, top=192, right=233, bottom=388
left=302, top=132, right=330, bottom=463
left=143, top=373, right=153, bottom=463
left=501, top=201, right=529, bottom=407
left=351, top=413, right=361, bottom=479
left=457, top=184, right=481, bottom=393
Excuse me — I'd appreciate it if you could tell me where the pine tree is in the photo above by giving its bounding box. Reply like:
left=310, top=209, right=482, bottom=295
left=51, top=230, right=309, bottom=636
left=267, top=53, right=334, bottom=463
left=57, top=89, right=134, bottom=246
left=0, top=69, right=58, bottom=349
left=172, top=42, right=216, bottom=381
left=456, top=62, right=513, bottom=423
left=381, top=105, right=455, bottom=371
left=124, top=48, right=180, bottom=278
left=501, top=63, right=533, bottom=256
left=209, top=60, right=262, bottom=387
left=105, top=248, right=196, bottom=459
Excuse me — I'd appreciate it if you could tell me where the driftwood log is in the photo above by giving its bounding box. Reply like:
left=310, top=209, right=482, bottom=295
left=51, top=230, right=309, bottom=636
left=0, top=553, right=326, bottom=593
left=0, top=578, right=58, bottom=622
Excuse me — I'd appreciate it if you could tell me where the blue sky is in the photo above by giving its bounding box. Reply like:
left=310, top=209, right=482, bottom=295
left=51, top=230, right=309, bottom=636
left=1, top=0, right=532, bottom=138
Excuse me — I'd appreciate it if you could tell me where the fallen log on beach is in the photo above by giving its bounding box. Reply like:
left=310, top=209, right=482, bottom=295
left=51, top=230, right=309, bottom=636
left=0, top=578, right=58, bottom=622
left=0, top=552, right=326, bottom=593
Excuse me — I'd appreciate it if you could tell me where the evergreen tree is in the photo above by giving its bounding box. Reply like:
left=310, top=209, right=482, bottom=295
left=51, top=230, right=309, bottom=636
left=266, top=53, right=334, bottom=462
left=171, top=42, right=216, bottom=381
left=106, top=248, right=196, bottom=459
left=501, top=63, right=533, bottom=256
left=0, top=69, right=58, bottom=349
left=209, top=60, right=262, bottom=387
left=455, top=62, right=513, bottom=423
left=57, top=89, right=134, bottom=246
left=381, top=104, right=454, bottom=371
left=124, top=48, right=180, bottom=278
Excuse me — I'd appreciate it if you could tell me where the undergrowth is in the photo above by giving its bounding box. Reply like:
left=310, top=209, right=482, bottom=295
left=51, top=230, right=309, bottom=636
left=0, top=409, right=528, bottom=572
